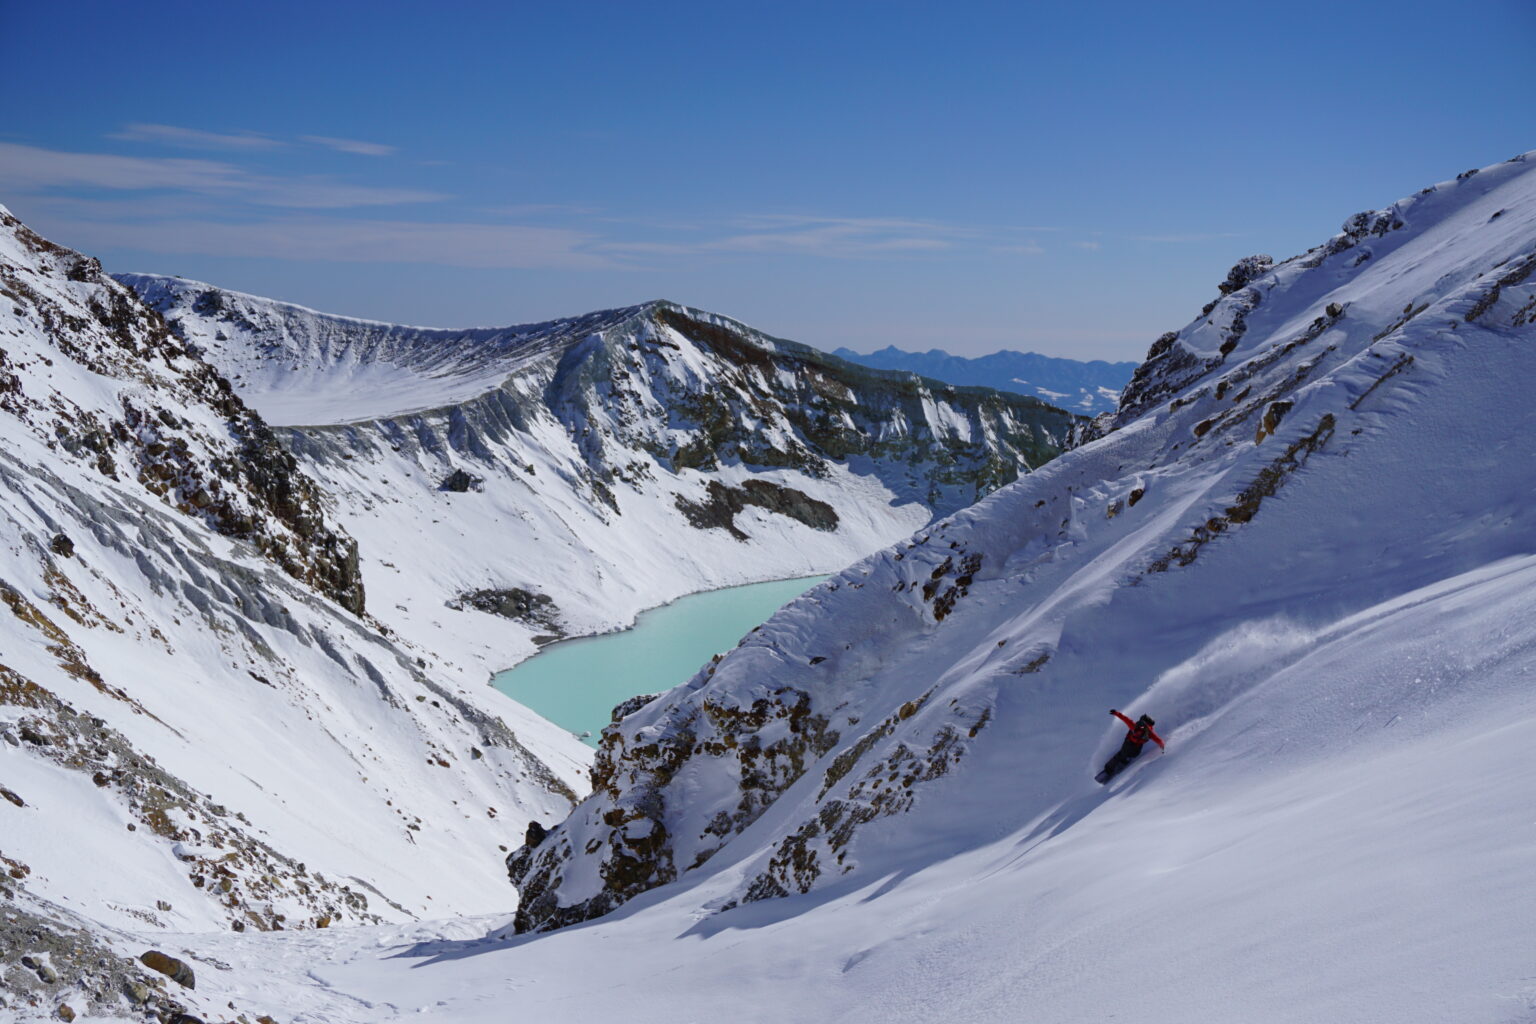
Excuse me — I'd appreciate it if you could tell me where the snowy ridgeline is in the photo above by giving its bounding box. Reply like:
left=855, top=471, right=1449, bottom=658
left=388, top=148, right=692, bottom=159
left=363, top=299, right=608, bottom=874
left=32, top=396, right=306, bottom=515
left=118, top=279, right=1082, bottom=681
left=474, top=153, right=1536, bottom=1019
left=834, top=345, right=1137, bottom=415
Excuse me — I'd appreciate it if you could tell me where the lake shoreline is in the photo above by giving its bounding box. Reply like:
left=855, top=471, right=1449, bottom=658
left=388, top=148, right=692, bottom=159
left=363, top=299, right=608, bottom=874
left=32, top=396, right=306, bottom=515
left=483, top=571, right=839, bottom=681
left=490, top=574, right=832, bottom=745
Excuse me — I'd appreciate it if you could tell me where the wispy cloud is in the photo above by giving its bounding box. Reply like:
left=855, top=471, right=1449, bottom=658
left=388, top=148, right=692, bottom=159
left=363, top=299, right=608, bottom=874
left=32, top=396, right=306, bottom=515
left=602, top=214, right=1022, bottom=260
left=0, top=142, right=248, bottom=192
left=109, top=123, right=282, bottom=150
left=0, top=138, right=1098, bottom=272
left=1071, top=240, right=1102, bottom=251
left=243, top=182, right=445, bottom=209
left=300, top=135, right=397, bottom=157
left=43, top=216, right=614, bottom=270
left=0, top=142, right=444, bottom=208
left=110, top=123, right=398, bottom=158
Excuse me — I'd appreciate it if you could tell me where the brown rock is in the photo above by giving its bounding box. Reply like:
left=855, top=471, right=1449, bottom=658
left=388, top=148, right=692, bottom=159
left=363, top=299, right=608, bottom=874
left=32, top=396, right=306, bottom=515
left=139, top=949, right=195, bottom=989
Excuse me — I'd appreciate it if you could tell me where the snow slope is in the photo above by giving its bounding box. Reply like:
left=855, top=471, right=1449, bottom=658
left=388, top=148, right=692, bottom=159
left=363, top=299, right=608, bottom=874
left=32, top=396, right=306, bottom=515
left=834, top=344, right=1137, bottom=414
left=464, top=153, right=1534, bottom=1015
left=0, top=210, right=587, bottom=1021
left=119, top=280, right=1081, bottom=682
left=136, top=557, right=1536, bottom=1023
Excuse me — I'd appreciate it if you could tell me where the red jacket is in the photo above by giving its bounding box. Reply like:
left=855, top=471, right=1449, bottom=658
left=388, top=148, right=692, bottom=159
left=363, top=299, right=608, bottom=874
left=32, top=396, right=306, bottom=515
left=1111, top=710, right=1165, bottom=750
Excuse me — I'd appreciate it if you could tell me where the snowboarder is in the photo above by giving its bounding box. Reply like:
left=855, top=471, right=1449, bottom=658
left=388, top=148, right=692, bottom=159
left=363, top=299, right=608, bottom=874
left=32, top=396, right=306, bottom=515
left=1095, top=709, right=1164, bottom=784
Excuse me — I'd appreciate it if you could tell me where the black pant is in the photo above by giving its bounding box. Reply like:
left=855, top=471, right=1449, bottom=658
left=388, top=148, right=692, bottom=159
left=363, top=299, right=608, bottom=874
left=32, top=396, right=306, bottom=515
left=1102, top=737, right=1145, bottom=777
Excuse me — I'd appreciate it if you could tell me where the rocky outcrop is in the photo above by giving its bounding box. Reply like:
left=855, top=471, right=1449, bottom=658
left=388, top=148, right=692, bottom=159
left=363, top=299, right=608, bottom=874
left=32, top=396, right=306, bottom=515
left=1113, top=200, right=1412, bottom=429
left=439, top=468, right=484, bottom=492
left=0, top=210, right=363, bottom=614
left=448, top=587, right=562, bottom=635
left=675, top=479, right=838, bottom=540
left=0, top=899, right=215, bottom=1023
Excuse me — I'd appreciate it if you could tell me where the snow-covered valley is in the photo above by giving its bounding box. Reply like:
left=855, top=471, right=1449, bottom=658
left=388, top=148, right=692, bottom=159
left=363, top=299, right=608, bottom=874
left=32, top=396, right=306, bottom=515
left=3, top=146, right=1536, bottom=1024
left=118, top=278, right=1080, bottom=681
left=0, top=199, right=1078, bottom=1021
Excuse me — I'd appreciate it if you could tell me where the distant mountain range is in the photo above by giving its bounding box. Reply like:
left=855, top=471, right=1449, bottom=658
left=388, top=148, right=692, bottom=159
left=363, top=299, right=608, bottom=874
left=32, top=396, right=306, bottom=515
left=832, top=345, right=1138, bottom=415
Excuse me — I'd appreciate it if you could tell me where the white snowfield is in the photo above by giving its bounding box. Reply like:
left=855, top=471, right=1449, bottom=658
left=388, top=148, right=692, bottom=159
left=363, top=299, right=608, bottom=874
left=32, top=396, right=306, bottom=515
left=5, top=147, right=1536, bottom=1024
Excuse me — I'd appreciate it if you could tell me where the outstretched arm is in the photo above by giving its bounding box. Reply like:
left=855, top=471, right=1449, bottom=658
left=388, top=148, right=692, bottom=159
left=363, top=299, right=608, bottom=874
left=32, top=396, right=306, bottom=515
left=1109, top=709, right=1135, bottom=730
left=1148, top=727, right=1166, bottom=751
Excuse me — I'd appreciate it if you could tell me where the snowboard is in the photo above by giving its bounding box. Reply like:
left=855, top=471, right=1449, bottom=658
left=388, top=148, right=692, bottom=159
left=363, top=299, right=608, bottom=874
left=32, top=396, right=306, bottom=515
left=1095, top=755, right=1134, bottom=785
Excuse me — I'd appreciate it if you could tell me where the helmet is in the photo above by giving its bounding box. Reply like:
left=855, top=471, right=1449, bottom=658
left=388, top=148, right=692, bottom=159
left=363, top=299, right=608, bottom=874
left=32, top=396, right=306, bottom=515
left=1138, top=714, right=1155, bottom=727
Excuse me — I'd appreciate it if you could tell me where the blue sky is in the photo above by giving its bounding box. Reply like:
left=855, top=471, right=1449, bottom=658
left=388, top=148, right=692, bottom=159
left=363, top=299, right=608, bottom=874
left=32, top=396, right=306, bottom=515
left=2, top=0, right=1532, bottom=360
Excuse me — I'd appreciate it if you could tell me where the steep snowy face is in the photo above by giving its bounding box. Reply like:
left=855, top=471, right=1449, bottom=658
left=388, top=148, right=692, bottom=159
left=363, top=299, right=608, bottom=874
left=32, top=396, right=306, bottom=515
left=0, top=210, right=586, bottom=1018
left=504, top=153, right=1536, bottom=934
left=3, top=215, right=363, bottom=613
left=120, top=281, right=1081, bottom=678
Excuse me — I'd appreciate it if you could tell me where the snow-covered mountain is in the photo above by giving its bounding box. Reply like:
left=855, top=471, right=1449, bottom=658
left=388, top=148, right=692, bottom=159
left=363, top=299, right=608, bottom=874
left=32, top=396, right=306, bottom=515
left=0, top=208, right=588, bottom=1021
left=7, top=146, right=1536, bottom=1024
left=116, top=279, right=1082, bottom=678
left=834, top=345, right=1137, bottom=414
left=453, top=153, right=1536, bottom=1018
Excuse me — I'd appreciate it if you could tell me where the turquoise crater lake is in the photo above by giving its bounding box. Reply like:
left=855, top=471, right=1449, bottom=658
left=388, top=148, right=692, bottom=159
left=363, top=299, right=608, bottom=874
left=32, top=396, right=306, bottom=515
left=492, top=576, right=830, bottom=746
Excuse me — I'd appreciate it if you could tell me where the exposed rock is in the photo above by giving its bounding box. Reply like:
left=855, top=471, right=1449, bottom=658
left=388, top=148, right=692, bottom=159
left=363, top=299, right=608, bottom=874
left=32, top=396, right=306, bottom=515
left=438, top=468, right=484, bottom=493
left=611, top=692, right=661, bottom=723
left=48, top=534, right=73, bottom=558
left=0, top=209, right=365, bottom=615
left=676, top=480, right=838, bottom=541
left=138, top=950, right=194, bottom=989
left=0, top=901, right=169, bottom=1020
left=1218, top=254, right=1274, bottom=295
left=447, top=587, right=562, bottom=635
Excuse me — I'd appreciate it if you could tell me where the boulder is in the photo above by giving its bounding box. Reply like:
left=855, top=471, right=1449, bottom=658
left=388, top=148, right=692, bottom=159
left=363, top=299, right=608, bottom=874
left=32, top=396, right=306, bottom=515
left=139, top=950, right=194, bottom=989
left=438, top=468, right=484, bottom=493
